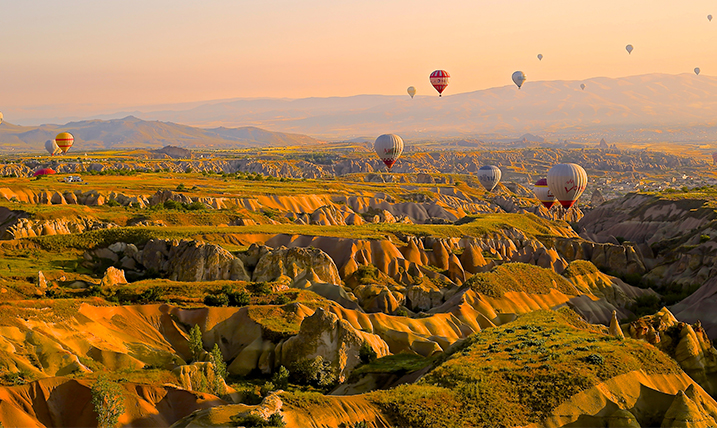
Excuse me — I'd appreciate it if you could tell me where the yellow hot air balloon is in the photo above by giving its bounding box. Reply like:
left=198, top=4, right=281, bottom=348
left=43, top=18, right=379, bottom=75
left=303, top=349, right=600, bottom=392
left=55, top=132, right=74, bottom=154
left=407, top=86, right=416, bottom=98
left=0, top=112, right=3, bottom=125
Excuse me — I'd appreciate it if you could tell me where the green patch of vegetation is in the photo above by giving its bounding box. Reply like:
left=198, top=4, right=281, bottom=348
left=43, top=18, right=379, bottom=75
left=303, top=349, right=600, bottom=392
left=368, top=309, right=681, bottom=428
left=280, top=390, right=332, bottom=410
left=464, top=263, right=576, bottom=298
left=350, top=353, right=432, bottom=381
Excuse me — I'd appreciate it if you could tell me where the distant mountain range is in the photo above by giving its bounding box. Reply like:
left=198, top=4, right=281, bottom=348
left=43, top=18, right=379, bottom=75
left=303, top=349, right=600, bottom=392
left=5, top=73, right=717, bottom=145
left=42, top=73, right=717, bottom=141
left=0, top=116, right=324, bottom=153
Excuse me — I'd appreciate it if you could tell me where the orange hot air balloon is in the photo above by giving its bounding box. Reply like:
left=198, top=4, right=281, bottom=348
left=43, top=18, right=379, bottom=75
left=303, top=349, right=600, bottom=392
left=55, top=132, right=74, bottom=154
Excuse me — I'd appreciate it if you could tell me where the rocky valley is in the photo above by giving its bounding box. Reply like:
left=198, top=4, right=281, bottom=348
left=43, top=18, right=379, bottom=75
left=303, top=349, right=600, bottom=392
left=0, top=146, right=717, bottom=427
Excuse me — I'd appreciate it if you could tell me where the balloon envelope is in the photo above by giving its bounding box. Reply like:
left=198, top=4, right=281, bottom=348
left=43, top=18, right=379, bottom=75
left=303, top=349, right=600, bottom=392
left=512, top=71, right=526, bottom=89
left=45, top=139, right=60, bottom=156
left=537, top=54, right=543, bottom=61
left=709, top=15, right=713, bottom=21
left=0, top=112, right=3, bottom=125
left=533, top=178, right=557, bottom=209
left=580, top=83, right=586, bottom=90
left=477, top=165, right=501, bottom=191
left=626, top=44, right=633, bottom=54
left=712, top=152, right=717, bottom=165
left=407, top=86, right=416, bottom=98
left=695, top=67, right=701, bottom=75
left=429, top=70, right=450, bottom=96
left=547, top=163, right=588, bottom=209
left=374, top=134, right=404, bottom=169
left=55, top=132, right=74, bottom=154
left=33, top=168, right=56, bottom=177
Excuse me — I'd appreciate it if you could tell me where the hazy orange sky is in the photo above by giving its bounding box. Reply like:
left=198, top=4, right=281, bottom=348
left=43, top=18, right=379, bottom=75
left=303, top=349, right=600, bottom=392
left=1, top=0, right=716, bottom=114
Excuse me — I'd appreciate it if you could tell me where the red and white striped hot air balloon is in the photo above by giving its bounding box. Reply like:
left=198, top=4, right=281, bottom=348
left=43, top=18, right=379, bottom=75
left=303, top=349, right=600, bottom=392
left=374, top=134, right=404, bottom=170
left=55, top=132, right=74, bottom=154
left=547, top=163, right=588, bottom=209
left=430, top=70, right=450, bottom=97
left=533, top=178, right=557, bottom=209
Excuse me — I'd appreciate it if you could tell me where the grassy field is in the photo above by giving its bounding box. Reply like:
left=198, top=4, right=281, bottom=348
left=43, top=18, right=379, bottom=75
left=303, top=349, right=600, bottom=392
left=368, top=308, right=681, bottom=428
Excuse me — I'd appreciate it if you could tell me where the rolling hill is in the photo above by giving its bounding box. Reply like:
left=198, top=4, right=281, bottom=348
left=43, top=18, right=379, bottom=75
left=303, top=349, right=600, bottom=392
left=0, top=116, right=324, bottom=153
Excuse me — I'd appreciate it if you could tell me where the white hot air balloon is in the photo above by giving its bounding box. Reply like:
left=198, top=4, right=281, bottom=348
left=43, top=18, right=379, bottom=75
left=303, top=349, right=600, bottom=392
left=695, top=67, right=701, bottom=75
left=407, top=86, right=416, bottom=98
left=547, top=163, right=588, bottom=209
left=374, top=134, right=404, bottom=170
left=45, top=139, right=61, bottom=156
left=512, top=71, right=526, bottom=89
left=580, top=83, right=586, bottom=90
left=477, top=165, right=502, bottom=191
left=626, top=44, right=634, bottom=54
left=533, top=178, right=557, bottom=209
left=537, top=54, right=543, bottom=61
left=709, top=14, right=713, bottom=22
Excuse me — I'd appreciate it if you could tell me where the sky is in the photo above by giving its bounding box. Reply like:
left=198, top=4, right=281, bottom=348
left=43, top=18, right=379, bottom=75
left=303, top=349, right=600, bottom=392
left=1, top=0, right=717, bottom=119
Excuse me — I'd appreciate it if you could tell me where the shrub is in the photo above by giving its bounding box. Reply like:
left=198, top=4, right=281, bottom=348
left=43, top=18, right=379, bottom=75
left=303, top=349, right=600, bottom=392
left=359, top=341, right=377, bottom=364
left=247, top=282, right=272, bottom=295
left=272, top=294, right=291, bottom=305
left=204, top=293, right=229, bottom=307
left=584, top=353, right=604, bottom=365
left=189, top=324, right=204, bottom=362
left=163, top=200, right=183, bottom=210
left=176, top=183, right=187, bottom=191
left=272, top=366, right=290, bottom=390
left=91, top=374, right=126, bottom=428
left=700, top=234, right=711, bottom=243
left=184, top=201, right=205, bottom=211
left=291, top=356, right=337, bottom=388
left=105, top=199, right=121, bottom=207
left=227, top=290, right=251, bottom=307
left=260, top=381, right=276, bottom=397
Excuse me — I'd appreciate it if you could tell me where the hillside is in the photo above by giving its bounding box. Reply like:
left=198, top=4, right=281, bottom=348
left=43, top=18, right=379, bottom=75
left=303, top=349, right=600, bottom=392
left=0, top=116, right=324, bottom=153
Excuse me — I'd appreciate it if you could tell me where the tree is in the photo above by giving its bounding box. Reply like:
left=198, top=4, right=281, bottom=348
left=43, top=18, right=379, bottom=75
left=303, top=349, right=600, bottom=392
left=189, top=324, right=204, bottom=362
left=210, top=344, right=227, bottom=380
left=272, top=366, right=289, bottom=390
left=91, top=375, right=125, bottom=428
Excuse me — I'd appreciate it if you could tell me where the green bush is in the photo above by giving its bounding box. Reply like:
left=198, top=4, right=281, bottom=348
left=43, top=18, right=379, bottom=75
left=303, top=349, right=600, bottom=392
left=91, top=374, right=126, bottom=428
left=359, top=341, right=377, bottom=364
left=272, top=294, right=291, bottom=305
left=204, top=293, right=229, bottom=307
left=163, top=200, right=183, bottom=210
left=176, top=183, right=187, bottom=191
left=272, top=366, right=290, bottom=390
left=247, top=282, right=272, bottom=295
left=227, top=290, right=251, bottom=307
left=105, top=199, right=121, bottom=207
left=290, top=356, right=337, bottom=388
left=210, top=344, right=227, bottom=380
left=700, top=234, right=711, bottom=243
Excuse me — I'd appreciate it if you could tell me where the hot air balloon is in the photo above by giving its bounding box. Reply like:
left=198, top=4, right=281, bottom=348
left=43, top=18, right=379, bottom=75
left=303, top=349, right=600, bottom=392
left=712, top=152, right=717, bottom=165
left=512, top=71, right=526, bottom=89
left=55, top=132, right=74, bottom=154
left=477, top=165, right=501, bottom=191
left=580, top=83, right=586, bottom=90
left=45, top=139, right=61, bottom=156
left=374, top=134, right=404, bottom=170
left=537, top=54, right=543, bottom=61
left=429, top=70, right=450, bottom=97
left=0, top=112, right=3, bottom=125
left=33, top=168, right=56, bottom=177
left=407, top=86, right=416, bottom=98
left=695, top=67, right=701, bottom=75
left=626, top=44, right=634, bottom=54
left=547, top=163, right=588, bottom=209
left=709, top=15, right=713, bottom=21
left=533, top=178, right=557, bottom=209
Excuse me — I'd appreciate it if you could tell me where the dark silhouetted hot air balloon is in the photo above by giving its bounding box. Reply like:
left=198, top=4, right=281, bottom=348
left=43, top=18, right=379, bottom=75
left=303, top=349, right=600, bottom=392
left=626, top=44, right=634, bottom=54
left=512, top=71, right=526, bottom=89
left=477, top=165, right=501, bottom=191
left=580, top=83, right=586, bottom=90
left=695, top=67, right=701, bottom=75
left=429, top=70, right=450, bottom=96
left=537, top=54, right=543, bottom=61
left=374, top=134, right=404, bottom=170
